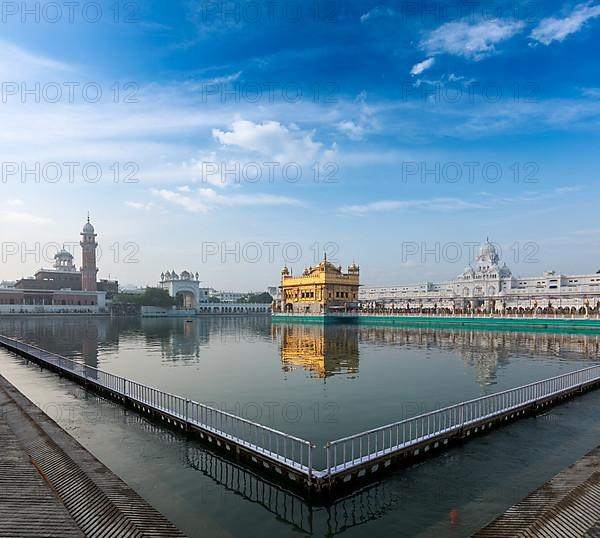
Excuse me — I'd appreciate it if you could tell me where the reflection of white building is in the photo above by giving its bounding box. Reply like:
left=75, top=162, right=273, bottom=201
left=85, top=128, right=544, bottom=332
left=360, top=240, right=600, bottom=312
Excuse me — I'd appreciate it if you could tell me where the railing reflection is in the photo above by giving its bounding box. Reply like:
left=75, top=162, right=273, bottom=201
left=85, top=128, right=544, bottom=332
left=102, top=398, right=399, bottom=536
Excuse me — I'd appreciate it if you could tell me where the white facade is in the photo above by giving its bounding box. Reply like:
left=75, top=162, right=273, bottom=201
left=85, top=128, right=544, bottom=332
left=159, top=270, right=209, bottom=308
left=267, top=286, right=280, bottom=300
left=360, top=240, right=600, bottom=312
left=208, top=289, right=262, bottom=303
left=0, top=289, right=106, bottom=314
left=142, top=303, right=271, bottom=317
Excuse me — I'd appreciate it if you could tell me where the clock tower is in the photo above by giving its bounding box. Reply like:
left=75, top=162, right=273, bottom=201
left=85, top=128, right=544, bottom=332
left=80, top=214, right=98, bottom=292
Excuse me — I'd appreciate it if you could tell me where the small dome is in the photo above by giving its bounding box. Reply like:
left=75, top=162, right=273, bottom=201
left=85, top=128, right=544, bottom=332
left=82, top=214, right=95, bottom=235
left=55, top=248, right=73, bottom=260
left=54, top=246, right=76, bottom=271
left=479, top=239, right=498, bottom=259
left=499, top=263, right=512, bottom=277
left=480, top=241, right=496, bottom=258
left=463, top=265, right=475, bottom=276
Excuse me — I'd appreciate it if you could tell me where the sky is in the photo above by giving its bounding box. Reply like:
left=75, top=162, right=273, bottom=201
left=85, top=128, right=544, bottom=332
left=1, top=0, right=600, bottom=290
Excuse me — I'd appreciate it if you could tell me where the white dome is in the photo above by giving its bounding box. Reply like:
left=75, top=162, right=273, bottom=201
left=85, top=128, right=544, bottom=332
left=55, top=249, right=73, bottom=260
left=480, top=241, right=496, bottom=258
left=83, top=219, right=95, bottom=234
left=478, top=239, right=500, bottom=265
left=499, top=263, right=512, bottom=277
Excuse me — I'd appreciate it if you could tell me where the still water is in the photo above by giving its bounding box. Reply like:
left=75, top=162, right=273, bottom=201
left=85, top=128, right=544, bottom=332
left=1, top=315, right=600, bottom=537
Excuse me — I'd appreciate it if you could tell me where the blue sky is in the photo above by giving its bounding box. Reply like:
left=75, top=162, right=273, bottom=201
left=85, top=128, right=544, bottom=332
left=1, top=0, right=600, bottom=289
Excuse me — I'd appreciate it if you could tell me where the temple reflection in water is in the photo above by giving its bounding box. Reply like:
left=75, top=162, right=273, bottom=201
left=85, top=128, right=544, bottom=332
left=2, top=316, right=600, bottom=389
left=274, top=321, right=600, bottom=385
left=273, top=323, right=360, bottom=379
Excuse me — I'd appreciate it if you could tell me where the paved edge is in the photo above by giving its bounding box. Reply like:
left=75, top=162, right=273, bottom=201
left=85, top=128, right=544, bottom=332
left=0, top=372, right=187, bottom=538
left=472, top=445, right=600, bottom=537
left=0, top=392, right=85, bottom=537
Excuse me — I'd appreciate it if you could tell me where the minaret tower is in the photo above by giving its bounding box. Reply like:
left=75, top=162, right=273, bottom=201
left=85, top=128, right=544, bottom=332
left=80, top=213, right=98, bottom=292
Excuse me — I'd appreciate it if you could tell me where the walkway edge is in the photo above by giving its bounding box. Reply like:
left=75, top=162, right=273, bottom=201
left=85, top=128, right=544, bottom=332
left=473, top=445, right=600, bottom=537
left=0, top=372, right=187, bottom=537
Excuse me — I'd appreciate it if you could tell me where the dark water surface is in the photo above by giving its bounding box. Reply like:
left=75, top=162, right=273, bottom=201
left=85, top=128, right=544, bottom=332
left=0, top=315, right=599, bottom=537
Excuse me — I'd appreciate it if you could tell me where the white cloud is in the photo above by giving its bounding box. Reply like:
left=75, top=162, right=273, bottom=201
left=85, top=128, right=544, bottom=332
left=208, top=71, right=242, bottom=84
left=360, top=6, right=396, bottom=23
left=152, top=186, right=304, bottom=213
left=212, top=119, right=334, bottom=164
left=338, top=197, right=488, bottom=216
left=530, top=2, right=600, bottom=45
left=410, top=57, right=435, bottom=76
left=0, top=211, right=52, bottom=225
left=335, top=91, right=378, bottom=141
left=582, top=87, right=600, bottom=98
left=126, top=201, right=154, bottom=210
left=151, top=188, right=209, bottom=213
left=422, top=20, right=524, bottom=60
left=336, top=120, right=366, bottom=140
left=338, top=187, right=580, bottom=217
left=0, top=39, right=72, bottom=80
left=0, top=41, right=346, bottom=189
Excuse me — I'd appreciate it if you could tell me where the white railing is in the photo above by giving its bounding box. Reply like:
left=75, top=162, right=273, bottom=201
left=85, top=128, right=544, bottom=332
left=0, top=335, right=313, bottom=476
left=2, top=334, right=599, bottom=483
left=325, top=365, right=600, bottom=475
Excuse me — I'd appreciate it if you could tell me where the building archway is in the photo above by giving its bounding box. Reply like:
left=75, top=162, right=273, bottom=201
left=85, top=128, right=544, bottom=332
left=160, top=272, right=202, bottom=309
left=175, top=290, right=196, bottom=309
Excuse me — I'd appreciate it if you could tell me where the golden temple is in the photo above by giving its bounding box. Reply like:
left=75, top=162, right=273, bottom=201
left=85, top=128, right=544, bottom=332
left=276, top=255, right=360, bottom=314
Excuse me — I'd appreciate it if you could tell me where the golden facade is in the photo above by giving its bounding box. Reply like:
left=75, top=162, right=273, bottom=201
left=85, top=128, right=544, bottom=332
left=274, top=323, right=359, bottom=378
left=278, top=256, right=360, bottom=314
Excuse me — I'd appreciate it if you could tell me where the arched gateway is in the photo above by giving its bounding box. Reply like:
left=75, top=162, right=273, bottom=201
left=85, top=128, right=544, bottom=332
left=159, top=270, right=203, bottom=309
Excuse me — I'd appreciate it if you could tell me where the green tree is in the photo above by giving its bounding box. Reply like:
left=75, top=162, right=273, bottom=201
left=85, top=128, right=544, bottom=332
left=114, top=287, right=175, bottom=308
left=241, top=292, right=274, bottom=304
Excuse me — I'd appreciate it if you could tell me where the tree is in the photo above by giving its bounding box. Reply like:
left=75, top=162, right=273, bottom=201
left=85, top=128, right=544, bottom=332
left=114, top=287, right=175, bottom=308
left=241, top=292, right=274, bottom=304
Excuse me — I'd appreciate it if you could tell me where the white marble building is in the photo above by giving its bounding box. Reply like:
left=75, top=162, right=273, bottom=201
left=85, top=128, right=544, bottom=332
left=159, top=270, right=209, bottom=308
left=360, top=240, right=600, bottom=313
